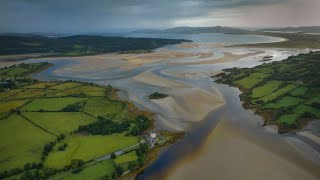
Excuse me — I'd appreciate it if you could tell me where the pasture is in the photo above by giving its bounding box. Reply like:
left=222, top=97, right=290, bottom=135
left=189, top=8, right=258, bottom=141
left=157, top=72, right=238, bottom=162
left=251, top=80, right=282, bottom=99
left=61, top=160, right=115, bottom=180
left=0, top=114, right=55, bottom=171
left=45, top=133, right=139, bottom=168
left=51, top=85, right=105, bottom=97
left=114, top=151, right=138, bottom=165
left=49, top=82, right=83, bottom=90
left=234, top=72, right=270, bottom=89
left=259, top=84, right=297, bottom=103
left=84, top=97, right=124, bottom=118
left=22, top=112, right=96, bottom=135
left=277, top=114, right=300, bottom=125
left=264, top=96, right=304, bottom=109
left=290, top=86, right=308, bottom=97
left=21, top=97, right=87, bottom=111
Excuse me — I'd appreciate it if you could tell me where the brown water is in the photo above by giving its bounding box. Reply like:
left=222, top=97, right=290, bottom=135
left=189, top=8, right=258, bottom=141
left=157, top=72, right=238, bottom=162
left=137, top=83, right=320, bottom=180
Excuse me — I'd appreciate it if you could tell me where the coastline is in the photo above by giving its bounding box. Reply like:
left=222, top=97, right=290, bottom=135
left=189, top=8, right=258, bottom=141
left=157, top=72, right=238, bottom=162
left=1, top=32, right=319, bottom=179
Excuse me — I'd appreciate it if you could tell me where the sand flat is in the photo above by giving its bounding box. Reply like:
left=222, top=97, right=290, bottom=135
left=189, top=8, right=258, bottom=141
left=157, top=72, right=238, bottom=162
left=133, top=71, right=190, bottom=88
left=168, top=51, right=263, bottom=66
left=167, top=120, right=319, bottom=180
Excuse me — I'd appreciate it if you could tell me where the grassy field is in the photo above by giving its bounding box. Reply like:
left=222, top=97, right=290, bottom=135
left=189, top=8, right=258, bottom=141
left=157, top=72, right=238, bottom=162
left=84, top=97, right=124, bottom=119
left=217, top=51, right=320, bottom=132
left=45, top=133, right=139, bottom=168
left=5, top=89, right=45, bottom=100
left=251, top=80, right=283, bottom=98
left=0, top=89, right=22, bottom=100
left=305, top=95, right=320, bottom=105
left=48, top=82, right=83, bottom=90
left=0, top=114, right=55, bottom=171
left=22, top=82, right=58, bottom=89
left=61, top=160, right=115, bottom=180
left=294, top=105, right=320, bottom=117
left=259, top=84, right=297, bottom=103
left=0, top=100, right=29, bottom=118
left=0, top=63, right=151, bottom=179
left=21, top=97, right=87, bottom=111
left=0, top=63, right=49, bottom=78
left=278, top=114, right=300, bottom=125
left=114, top=151, right=138, bottom=165
left=264, top=96, right=304, bottom=109
left=290, top=86, right=308, bottom=97
left=51, top=85, right=105, bottom=97
left=22, top=112, right=96, bottom=135
left=234, top=72, right=270, bottom=89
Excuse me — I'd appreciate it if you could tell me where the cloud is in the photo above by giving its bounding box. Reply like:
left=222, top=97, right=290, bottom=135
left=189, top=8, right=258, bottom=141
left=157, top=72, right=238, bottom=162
left=0, top=0, right=318, bottom=33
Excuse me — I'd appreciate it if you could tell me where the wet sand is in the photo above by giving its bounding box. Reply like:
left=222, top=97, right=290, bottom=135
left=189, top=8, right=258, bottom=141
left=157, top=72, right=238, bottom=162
left=168, top=51, right=263, bottom=66
left=176, top=43, right=225, bottom=49
left=132, top=71, right=225, bottom=131
left=167, top=119, right=320, bottom=180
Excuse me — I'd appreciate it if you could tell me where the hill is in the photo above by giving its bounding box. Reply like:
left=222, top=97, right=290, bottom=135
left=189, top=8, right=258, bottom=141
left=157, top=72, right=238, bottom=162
left=135, top=26, right=253, bottom=34
left=261, top=26, right=320, bottom=34
left=0, top=35, right=189, bottom=56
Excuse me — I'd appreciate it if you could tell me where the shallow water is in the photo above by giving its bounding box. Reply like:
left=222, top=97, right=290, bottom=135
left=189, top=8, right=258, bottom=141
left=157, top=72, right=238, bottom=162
left=19, top=33, right=320, bottom=180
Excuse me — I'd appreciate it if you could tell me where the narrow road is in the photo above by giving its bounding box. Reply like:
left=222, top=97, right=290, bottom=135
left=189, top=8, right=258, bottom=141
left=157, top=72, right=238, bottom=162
left=95, top=140, right=145, bottom=162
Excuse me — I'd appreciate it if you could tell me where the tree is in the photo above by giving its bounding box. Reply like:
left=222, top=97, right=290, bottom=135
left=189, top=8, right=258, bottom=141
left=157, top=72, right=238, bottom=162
left=102, top=175, right=110, bottom=180
left=24, top=163, right=31, bottom=171
left=70, top=159, right=84, bottom=169
left=111, top=153, right=116, bottom=159
left=128, top=161, right=138, bottom=171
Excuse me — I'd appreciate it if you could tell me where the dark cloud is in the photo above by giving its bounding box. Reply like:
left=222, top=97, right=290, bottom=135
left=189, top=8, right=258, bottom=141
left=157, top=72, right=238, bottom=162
left=0, top=0, right=318, bottom=33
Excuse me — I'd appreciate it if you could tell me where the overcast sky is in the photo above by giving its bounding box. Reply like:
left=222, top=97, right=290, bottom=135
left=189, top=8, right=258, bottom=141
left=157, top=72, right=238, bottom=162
left=0, top=0, right=319, bottom=33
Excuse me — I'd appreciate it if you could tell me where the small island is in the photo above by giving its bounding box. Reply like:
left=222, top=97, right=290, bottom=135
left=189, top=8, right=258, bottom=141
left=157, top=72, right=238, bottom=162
left=148, top=92, right=168, bottom=99
left=215, top=51, right=320, bottom=133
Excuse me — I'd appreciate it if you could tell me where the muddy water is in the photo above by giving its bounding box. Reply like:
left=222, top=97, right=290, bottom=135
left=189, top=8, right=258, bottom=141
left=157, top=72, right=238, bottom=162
left=137, top=83, right=320, bottom=180
left=18, top=33, right=320, bottom=180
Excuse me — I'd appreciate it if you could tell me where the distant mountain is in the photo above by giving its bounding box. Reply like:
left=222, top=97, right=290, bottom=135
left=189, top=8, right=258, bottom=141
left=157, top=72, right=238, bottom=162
left=134, top=26, right=253, bottom=34
left=261, top=26, right=320, bottom=33
left=0, top=35, right=189, bottom=55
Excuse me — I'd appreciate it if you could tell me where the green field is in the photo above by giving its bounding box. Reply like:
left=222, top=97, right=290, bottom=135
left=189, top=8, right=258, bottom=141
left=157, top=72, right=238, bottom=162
left=235, top=72, right=270, bottom=89
left=294, top=104, right=320, bottom=118
left=217, top=51, right=320, bottom=132
left=290, top=86, right=308, bottom=96
left=259, top=84, right=297, bottom=103
left=264, top=96, right=304, bottom=109
left=45, top=133, right=139, bottom=168
left=21, top=97, right=87, bottom=111
left=61, top=160, right=115, bottom=180
left=278, top=114, right=300, bottom=125
left=5, top=89, right=45, bottom=100
left=22, top=82, right=58, bottom=89
left=84, top=97, right=124, bottom=119
left=0, top=114, right=55, bottom=171
left=0, top=89, right=22, bottom=100
left=22, top=112, right=96, bottom=135
left=52, top=85, right=105, bottom=97
left=0, top=100, right=29, bottom=118
left=251, top=80, right=282, bottom=98
left=0, top=63, right=49, bottom=78
left=49, top=82, right=83, bottom=90
left=305, top=95, right=320, bottom=105
left=114, top=151, right=138, bottom=165
left=0, top=63, right=151, bottom=179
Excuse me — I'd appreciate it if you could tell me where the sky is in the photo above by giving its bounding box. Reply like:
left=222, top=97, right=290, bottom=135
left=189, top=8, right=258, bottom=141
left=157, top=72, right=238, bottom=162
left=0, top=0, right=320, bottom=33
